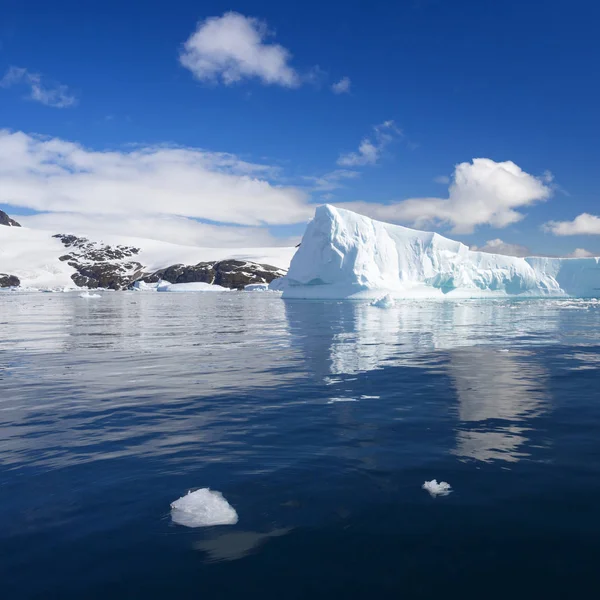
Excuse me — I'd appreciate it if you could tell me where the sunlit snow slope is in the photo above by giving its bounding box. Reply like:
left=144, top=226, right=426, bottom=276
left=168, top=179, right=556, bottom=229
left=272, top=205, right=600, bottom=299
left=0, top=226, right=296, bottom=290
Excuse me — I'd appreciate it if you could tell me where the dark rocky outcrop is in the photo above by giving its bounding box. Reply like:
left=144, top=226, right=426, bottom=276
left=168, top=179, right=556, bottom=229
left=140, top=259, right=286, bottom=290
left=0, top=274, right=20, bottom=287
left=53, top=234, right=144, bottom=290
left=0, top=210, right=21, bottom=227
left=51, top=233, right=287, bottom=290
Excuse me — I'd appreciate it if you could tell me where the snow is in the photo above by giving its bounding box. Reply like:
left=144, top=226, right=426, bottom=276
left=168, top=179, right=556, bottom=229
left=371, top=294, right=395, bottom=308
left=0, top=225, right=295, bottom=290
left=244, top=283, right=270, bottom=291
left=156, top=281, right=231, bottom=292
left=422, top=480, right=452, bottom=497
left=273, top=205, right=600, bottom=299
left=170, top=488, right=238, bottom=527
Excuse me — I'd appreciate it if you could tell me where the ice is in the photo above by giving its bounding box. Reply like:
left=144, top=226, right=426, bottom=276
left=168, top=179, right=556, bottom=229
left=371, top=294, right=395, bottom=308
left=244, top=283, right=270, bottom=292
left=157, top=282, right=231, bottom=293
left=170, top=488, right=238, bottom=527
left=422, top=480, right=452, bottom=497
left=132, top=280, right=160, bottom=291
left=273, top=205, right=600, bottom=299
left=79, top=292, right=101, bottom=298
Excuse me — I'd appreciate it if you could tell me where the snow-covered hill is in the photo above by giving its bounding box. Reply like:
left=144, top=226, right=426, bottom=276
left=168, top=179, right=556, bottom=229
left=272, top=205, right=600, bottom=299
left=0, top=224, right=296, bottom=291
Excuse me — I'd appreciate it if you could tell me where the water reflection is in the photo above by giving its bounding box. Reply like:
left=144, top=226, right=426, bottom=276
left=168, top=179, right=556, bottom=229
left=446, top=347, right=548, bottom=462
left=284, top=300, right=567, bottom=463
left=1, top=294, right=598, bottom=472
left=194, top=528, right=292, bottom=562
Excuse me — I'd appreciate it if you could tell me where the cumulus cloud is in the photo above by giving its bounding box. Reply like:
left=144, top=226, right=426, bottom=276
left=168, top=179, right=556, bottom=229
left=1, top=66, right=77, bottom=108
left=331, top=76, right=351, bottom=94
left=0, top=130, right=312, bottom=227
left=179, top=12, right=300, bottom=87
left=338, top=158, right=552, bottom=234
left=337, top=120, right=400, bottom=167
left=543, top=213, right=600, bottom=236
left=567, top=248, right=595, bottom=258
left=470, top=238, right=531, bottom=257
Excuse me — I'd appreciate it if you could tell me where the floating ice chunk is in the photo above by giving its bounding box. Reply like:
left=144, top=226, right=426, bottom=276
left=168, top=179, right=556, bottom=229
left=79, top=292, right=101, bottom=299
left=244, top=283, right=269, bottom=292
left=132, top=280, right=160, bottom=291
left=371, top=294, right=395, bottom=308
left=171, top=488, right=238, bottom=527
left=422, top=480, right=452, bottom=497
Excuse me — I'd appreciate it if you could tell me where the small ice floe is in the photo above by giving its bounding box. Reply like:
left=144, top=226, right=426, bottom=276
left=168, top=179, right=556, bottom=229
left=499, top=349, right=510, bottom=353
left=327, top=397, right=358, bottom=404
left=244, top=283, right=269, bottom=292
left=422, top=480, right=452, bottom=498
left=170, top=488, right=238, bottom=528
left=371, top=294, right=395, bottom=308
left=79, top=291, right=101, bottom=299
left=132, top=280, right=160, bottom=291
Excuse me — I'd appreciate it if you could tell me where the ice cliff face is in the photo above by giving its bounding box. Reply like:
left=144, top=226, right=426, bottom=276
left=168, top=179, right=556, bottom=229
left=272, top=205, right=600, bottom=299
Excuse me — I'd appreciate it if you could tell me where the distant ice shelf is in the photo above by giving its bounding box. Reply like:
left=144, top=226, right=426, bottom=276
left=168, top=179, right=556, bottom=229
left=271, top=205, right=600, bottom=299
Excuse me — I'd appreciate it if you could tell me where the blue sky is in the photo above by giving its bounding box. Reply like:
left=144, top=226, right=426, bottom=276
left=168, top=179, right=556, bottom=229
left=0, top=0, right=598, bottom=255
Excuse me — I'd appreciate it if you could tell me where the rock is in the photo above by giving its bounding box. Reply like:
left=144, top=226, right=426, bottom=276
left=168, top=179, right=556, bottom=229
left=139, top=259, right=286, bottom=290
left=53, top=233, right=143, bottom=289
left=0, top=210, right=21, bottom=227
left=0, top=274, right=20, bottom=287
left=51, top=232, right=287, bottom=291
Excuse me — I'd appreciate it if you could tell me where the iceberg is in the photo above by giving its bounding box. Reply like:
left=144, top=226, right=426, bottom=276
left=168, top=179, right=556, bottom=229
left=272, top=205, right=600, bottom=299
left=170, top=488, right=238, bottom=527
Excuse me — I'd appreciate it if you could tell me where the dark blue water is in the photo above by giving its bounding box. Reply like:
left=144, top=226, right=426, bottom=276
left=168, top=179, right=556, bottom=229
left=2, top=293, right=600, bottom=599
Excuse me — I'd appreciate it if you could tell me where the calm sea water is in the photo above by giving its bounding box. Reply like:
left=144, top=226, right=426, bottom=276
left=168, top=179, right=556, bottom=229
left=2, top=292, right=600, bottom=599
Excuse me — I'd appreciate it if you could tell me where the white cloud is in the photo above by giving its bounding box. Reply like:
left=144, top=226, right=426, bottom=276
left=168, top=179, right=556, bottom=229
left=18, top=212, right=298, bottom=248
left=0, top=130, right=313, bottom=228
left=337, top=121, right=401, bottom=167
left=338, top=158, right=552, bottom=234
left=305, top=169, right=360, bottom=192
left=543, top=213, right=600, bottom=236
left=179, top=12, right=300, bottom=87
left=331, top=77, right=351, bottom=94
left=470, top=238, right=531, bottom=257
left=434, top=175, right=450, bottom=184
left=0, top=66, right=77, bottom=108
left=567, top=248, right=595, bottom=258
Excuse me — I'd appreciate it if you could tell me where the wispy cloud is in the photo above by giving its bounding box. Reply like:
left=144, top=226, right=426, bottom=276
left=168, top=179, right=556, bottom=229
left=179, top=12, right=300, bottom=87
left=337, top=120, right=401, bottom=167
left=0, top=66, right=77, bottom=108
left=331, top=76, right=351, bottom=94
left=0, top=130, right=311, bottom=228
left=304, top=169, right=360, bottom=192
left=434, top=175, right=450, bottom=184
